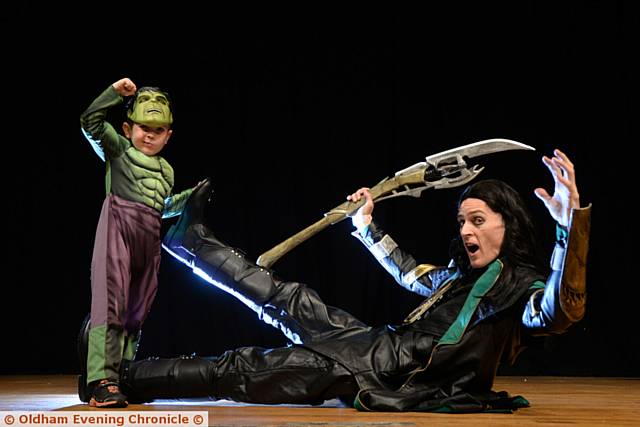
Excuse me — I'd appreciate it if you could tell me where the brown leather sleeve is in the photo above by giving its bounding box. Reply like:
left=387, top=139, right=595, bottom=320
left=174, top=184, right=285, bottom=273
left=522, top=205, right=591, bottom=333
left=559, top=205, right=591, bottom=322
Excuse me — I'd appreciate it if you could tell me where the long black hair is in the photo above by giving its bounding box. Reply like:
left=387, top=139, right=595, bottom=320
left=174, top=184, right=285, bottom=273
left=449, top=179, right=545, bottom=276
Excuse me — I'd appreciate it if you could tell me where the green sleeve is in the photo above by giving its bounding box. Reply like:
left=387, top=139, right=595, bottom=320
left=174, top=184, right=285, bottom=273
left=162, top=187, right=195, bottom=219
left=80, top=85, right=130, bottom=161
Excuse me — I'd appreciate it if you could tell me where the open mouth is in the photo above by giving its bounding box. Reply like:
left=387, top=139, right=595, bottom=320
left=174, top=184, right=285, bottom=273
left=466, top=244, right=479, bottom=254
left=146, top=108, right=162, bottom=114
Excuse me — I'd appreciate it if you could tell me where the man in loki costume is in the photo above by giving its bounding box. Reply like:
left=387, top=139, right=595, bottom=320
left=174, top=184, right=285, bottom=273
left=86, top=148, right=588, bottom=412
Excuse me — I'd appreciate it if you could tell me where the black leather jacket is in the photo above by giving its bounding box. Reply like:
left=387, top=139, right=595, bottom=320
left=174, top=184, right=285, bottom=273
left=306, top=206, right=591, bottom=412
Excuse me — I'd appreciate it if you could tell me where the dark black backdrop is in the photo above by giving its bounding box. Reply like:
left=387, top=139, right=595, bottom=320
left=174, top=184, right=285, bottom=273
left=2, top=2, right=637, bottom=377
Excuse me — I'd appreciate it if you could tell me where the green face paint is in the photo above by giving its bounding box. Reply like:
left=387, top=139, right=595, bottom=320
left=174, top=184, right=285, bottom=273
left=127, top=90, right=173, bottom=127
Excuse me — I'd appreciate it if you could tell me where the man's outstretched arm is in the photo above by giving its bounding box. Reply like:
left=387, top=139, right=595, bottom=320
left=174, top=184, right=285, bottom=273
left=523, top=148, right=589, bottom=333
left=348, top=187, right=453, bottom=297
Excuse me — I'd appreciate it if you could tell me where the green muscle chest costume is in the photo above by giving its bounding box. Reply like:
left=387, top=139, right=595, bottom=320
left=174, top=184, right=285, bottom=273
left=81, top=85, right=192, bottom=217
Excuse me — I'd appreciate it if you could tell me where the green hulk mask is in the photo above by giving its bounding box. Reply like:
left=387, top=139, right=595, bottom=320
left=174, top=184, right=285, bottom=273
left=127, top=88, right=173, bottom=127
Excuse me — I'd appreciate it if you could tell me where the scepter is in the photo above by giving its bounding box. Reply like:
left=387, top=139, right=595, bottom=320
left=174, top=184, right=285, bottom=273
left=256, top=138, right=534, bottom=268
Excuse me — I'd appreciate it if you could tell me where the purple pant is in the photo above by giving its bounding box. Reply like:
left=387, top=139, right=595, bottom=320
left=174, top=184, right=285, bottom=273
left=87, top=194, right=161, bottom=383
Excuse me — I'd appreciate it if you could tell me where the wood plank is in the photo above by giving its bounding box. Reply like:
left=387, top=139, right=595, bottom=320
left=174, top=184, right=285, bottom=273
left=1, top=376, right=638, bottom=426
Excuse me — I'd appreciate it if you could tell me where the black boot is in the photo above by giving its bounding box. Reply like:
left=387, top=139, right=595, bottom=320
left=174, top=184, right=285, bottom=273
left=163, top=179, right=283, bottom=309
left=77, top=314, right=91, bottom=403
left=163, top=181, right=295, bottom=330
left=121, top=355, right=217, bottom=401
left=162, top=178, right=213, bottom=265
left=189, top=224, right=282, bottom=307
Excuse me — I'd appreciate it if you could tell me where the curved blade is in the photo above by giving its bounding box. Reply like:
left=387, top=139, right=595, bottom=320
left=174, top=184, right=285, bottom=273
left=426, top=138, right=535, bottom=163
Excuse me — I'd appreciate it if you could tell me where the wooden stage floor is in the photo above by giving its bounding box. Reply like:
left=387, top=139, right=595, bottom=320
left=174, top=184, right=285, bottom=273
left=1, top=375, right=638, bottom=426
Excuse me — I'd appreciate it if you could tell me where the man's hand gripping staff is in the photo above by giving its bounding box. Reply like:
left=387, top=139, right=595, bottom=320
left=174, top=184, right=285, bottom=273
left=256, top=138, right=535, bottom=268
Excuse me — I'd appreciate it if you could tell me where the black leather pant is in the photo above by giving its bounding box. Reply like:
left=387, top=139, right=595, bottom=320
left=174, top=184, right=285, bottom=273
left=123, top=346, right=357, bottom=404
left=122, top=224, right=365, bottom=404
